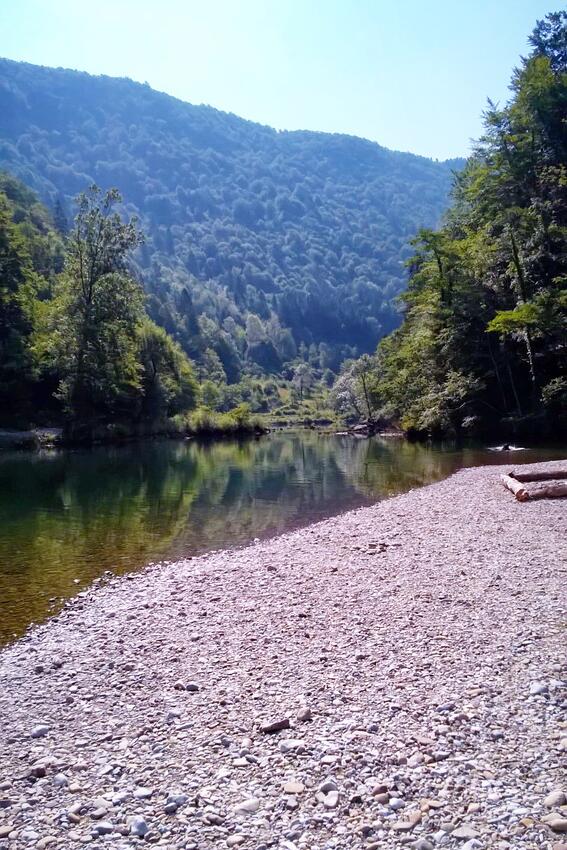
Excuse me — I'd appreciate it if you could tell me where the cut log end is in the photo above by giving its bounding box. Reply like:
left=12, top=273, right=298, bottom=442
left=500, top=474, right=529, bottom=501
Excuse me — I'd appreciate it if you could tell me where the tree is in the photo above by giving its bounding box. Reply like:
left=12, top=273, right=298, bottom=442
left=329, top=356, right=378, bottom=421
left=202, top=348, right=227, bottom=385
left=342, top=12, right=567, bottom=437
left=200, top=380, right=221, bottom=409
left=528, top=11, right=567, bottom=73
left=53, top=197, right=68, bottom=235
left=0, top=198, right=36, bottom=413
left=292, top=363, right=313, bottom=401
left=246, top=313, right=265, bottom=346
left=50, top=186, right=145, bottom=422
left=137, top=318, right=198, bottom=421
left=0, top=174, right=67, bottom=422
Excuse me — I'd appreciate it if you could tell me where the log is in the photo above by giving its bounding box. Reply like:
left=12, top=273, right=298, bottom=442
left=527, top=482, right=567, bottom=500
left=500, top=474, right=529, bottom=501
left=509, top=469, right=567, bottom=483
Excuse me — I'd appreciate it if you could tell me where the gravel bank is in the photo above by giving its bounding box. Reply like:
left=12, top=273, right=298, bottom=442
left=0, top=460, right=566, bottom=850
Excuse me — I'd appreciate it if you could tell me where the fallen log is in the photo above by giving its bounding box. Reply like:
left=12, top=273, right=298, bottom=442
left=500, top=474, right=529, bottom=501
left=509, top=469, right=567, bottom=482
left=527, top=482, right=567, bottom=500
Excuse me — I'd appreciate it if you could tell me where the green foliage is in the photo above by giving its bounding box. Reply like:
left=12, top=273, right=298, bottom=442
left=0, top=59, right=460, bottom=380
left=46, top=186, right=146, bottom=421
left=346, top=12, right=567, bottom=436
left=181, top=403, right=263, bottom=437
left=0, top=173, right=65, bottom=421
left=137, top=318, right=198, bottom=420
left=0, top=176, right=199, bottom=433
left=330, top=355, right=379, bottom=421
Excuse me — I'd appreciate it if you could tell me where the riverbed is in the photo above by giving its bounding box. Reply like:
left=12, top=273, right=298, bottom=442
left=0, top=458, right=565, bottom=848
left=0, top=433, right=565, bottom=644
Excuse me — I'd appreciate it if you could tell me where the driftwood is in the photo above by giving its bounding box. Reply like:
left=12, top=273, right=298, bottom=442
left=508, top=469, right=567, bottom=483
left=501, top=474, right=529, bottom=501
left=501, top=469, right=567, bottom=501
left=528, top=482, right=567, bottom=500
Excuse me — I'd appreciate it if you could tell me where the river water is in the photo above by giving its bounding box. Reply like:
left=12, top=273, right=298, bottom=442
left=0, top=432, right=564, bottom=645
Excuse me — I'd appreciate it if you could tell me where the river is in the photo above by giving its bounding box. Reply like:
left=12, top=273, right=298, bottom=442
left=0, top=432, right=564, bottom=644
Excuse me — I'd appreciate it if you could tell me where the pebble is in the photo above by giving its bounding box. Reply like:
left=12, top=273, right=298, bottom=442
left=283, top=781, right=304, bottom=794
left=235, top=797, right=260, bottom=814
left=133, top=786, right=153, bottom=799
left=545, top=791, right=567, bottom=808
left=452, top=825, right=479, bottom=839
left=260, top=718, right=290, bottom=733
left=128, top=816, right=149, bottom=837
left=279, top=738, right=304, bottom=753
left=93, top=821, right=114, bottom=835
left=30, top=724, right=50, bottom=738
left=0, top=460, right=565, bottom=850
left=321, top=790, right=339, bottom=808
left=296, top=707, right=312, bottom=722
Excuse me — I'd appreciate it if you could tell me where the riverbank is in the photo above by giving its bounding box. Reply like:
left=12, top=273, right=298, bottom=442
left=0, top=460, right=565, bottom=849
left=0, top=416, right=268, bottom=452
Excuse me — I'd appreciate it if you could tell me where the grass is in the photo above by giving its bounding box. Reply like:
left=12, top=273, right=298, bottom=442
left=174, top=404, right=267, bottom=438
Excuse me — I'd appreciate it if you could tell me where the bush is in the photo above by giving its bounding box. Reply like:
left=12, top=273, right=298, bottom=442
left=183, top=405, right=266, bottom=437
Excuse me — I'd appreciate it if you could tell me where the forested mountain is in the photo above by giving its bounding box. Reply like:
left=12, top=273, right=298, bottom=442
left=0, top=59, right=460, bottom=380
left=339, top=12, right=566, bottom=438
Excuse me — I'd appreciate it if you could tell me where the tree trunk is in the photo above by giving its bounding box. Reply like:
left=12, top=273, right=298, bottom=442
left=487, top=336, right=508, bottom=411
left=509, top=470, right=567, bottom=482
left=500, top=474, right=529, bottom=501
left=505, top=354, right=523, bottom=416
left=528, top=482, right=567, bottom=500
left=509, top=229, right=537, bottom=388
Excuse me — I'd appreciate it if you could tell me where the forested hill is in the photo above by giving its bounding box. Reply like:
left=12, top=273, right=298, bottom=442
left=0, top=58, right=461, bottom=378
left=339, top=11, right=567, bottom=439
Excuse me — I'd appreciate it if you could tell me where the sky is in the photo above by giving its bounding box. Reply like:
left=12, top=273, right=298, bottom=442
left=0, top=0, right=556, bottom=160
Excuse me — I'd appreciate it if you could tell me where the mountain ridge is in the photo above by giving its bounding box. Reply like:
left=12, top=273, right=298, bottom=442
left=1, top=57, right=464, bottom=162
left=0, top=57, right=463, bottom=379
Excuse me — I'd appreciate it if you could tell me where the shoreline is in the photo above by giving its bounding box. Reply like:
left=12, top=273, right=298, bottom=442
left=0, top=459, right=565, bottom=848
left=0, top=425, right=269, bottom=454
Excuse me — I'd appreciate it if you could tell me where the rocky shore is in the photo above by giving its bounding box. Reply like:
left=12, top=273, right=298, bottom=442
left=0, top=460, right=566, bottom=850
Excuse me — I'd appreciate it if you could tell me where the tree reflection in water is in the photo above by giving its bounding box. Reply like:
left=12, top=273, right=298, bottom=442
left=0, top=433, right=562, bottom=644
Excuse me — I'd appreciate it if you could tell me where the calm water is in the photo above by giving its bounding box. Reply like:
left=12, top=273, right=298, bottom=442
left=0, top=433, right=564, bottom=645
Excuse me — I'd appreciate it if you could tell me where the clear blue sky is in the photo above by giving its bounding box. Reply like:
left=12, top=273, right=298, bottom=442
left=0, top=0, right=556, bottom=160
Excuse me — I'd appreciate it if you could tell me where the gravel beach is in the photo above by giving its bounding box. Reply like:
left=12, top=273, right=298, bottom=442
left=0, top=459, right=566, bottom=850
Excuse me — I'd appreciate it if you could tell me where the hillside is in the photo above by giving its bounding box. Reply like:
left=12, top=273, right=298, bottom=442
left=0, top=59, right=461, bottom=379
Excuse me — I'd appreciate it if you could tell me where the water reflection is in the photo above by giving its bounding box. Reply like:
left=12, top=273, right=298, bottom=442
left=0, top=433, right=563, bottom=644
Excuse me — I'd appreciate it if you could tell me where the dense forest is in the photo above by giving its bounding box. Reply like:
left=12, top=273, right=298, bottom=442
left=335, top=12, right=567, bottom=438
left=0, top=174, right=202, bottom=433
left=0, top=58, right=460, bottom=383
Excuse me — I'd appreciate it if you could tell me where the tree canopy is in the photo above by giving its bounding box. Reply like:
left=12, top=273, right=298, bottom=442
left=351, top=12, right=567, bottom=438
left=0, top=175, right=198, bottom=432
